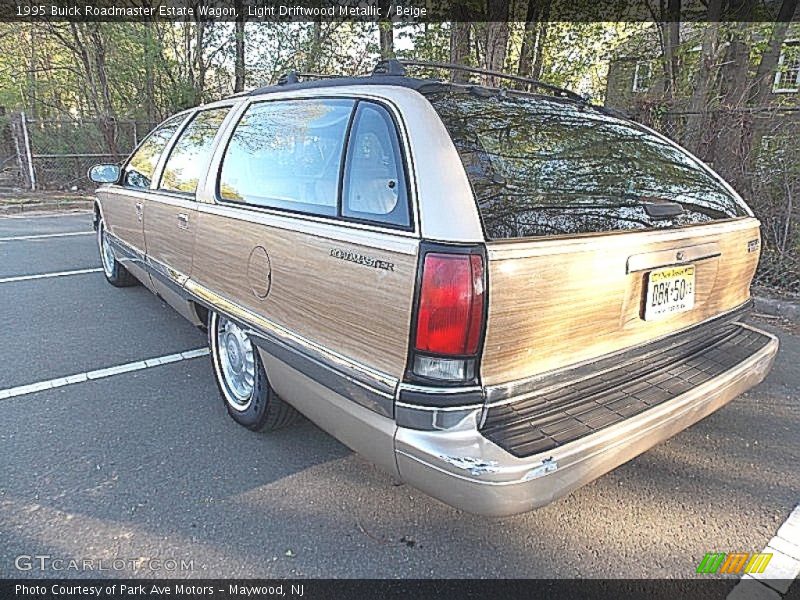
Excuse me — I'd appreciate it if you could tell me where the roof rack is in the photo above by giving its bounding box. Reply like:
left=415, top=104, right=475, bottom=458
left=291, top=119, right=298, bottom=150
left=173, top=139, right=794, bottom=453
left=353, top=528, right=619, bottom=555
left=276, top=71, right=346, bottom=86
left=372, top=59, right=587, bottom=103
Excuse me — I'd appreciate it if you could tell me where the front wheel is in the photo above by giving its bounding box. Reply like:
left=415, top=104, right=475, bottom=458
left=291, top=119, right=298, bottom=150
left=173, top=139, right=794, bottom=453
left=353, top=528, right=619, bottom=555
left=97, top=218, right=137, bottom=287
left=209, top=311, right=300, bottom=431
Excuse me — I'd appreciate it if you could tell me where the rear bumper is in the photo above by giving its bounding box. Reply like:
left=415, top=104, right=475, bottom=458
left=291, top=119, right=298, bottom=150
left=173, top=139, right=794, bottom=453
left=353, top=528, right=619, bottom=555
left=394, top=323, right=778, bottom=517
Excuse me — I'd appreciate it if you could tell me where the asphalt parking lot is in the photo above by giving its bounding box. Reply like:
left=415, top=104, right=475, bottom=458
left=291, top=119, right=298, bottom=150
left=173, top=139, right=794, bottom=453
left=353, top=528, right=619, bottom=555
left=0, top=211, right=798, bottom=582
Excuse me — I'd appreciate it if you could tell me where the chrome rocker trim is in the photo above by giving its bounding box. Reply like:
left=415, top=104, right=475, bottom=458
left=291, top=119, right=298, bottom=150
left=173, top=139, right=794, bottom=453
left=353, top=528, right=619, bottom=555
left=106, top=231, right=398, bottom=418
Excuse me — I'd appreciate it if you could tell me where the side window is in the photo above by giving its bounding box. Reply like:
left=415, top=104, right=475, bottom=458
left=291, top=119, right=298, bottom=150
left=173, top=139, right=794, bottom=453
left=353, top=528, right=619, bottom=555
left=342, top=102, right=410, bottom=228
left=123, top=115, right=185, bottom=189
left=159, top=107, right=230, bottom=194
left=219, top=99, right=354, bottom=216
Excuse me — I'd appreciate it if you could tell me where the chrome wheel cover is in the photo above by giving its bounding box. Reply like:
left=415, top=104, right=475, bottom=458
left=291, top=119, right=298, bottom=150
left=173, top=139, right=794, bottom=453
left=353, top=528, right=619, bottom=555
left=217, top=316, right=255, bottom=410
left=98, top=223, right=115, bottom=277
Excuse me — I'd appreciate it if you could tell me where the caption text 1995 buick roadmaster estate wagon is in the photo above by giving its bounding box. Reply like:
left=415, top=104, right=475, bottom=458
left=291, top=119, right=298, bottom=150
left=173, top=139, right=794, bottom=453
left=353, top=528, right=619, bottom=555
left=89, top=60, right=779, bottom=516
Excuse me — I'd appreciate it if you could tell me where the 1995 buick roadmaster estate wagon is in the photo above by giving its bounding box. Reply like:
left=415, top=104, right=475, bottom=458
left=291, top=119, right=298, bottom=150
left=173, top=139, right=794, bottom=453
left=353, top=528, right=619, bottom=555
left=89, top=60, right=778, bottom=516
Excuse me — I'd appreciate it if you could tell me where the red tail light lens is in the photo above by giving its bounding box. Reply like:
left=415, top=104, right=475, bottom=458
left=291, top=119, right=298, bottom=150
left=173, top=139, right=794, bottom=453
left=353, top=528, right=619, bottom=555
left=414, top=253, right=485, bottom=356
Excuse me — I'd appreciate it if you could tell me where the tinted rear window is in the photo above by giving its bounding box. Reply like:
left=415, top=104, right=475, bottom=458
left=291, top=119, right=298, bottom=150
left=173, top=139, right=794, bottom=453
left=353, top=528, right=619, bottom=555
left=428, top=92, right=749, bottom=240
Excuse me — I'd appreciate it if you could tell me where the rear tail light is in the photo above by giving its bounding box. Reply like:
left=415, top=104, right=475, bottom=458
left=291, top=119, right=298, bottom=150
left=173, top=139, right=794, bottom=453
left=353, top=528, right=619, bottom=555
left=410, top=251, right=485, bottom=383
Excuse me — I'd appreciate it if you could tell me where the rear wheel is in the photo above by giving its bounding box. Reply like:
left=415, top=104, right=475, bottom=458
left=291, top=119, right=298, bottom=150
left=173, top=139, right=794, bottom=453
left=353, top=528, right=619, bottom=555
left=97, top=218, right=137, bottom=287
left=209, top=311, right=300, bottom=431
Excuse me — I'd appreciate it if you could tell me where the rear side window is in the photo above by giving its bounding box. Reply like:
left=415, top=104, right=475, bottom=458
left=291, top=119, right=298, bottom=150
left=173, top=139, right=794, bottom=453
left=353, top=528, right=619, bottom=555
left=123, top=114, right=185, bottom=190
left=342, top=103, right=410, bottom=227
left=219, top=99, right=354, bottom=216
left=428, top=92, right=749, bottom=240
left=159, top=107, right=230, bottom=194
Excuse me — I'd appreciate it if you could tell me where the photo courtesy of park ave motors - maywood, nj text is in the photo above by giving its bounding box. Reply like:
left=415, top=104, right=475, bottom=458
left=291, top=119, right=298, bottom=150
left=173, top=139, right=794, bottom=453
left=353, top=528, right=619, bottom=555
left=0, top=0, right=798, bottom=598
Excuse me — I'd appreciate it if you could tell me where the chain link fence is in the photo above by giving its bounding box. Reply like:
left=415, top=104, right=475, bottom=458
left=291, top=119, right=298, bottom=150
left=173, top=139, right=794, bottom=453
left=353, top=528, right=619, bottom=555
left=28, top=118, right=158, bottom=190
left=2, top=115, right=158, bottom=191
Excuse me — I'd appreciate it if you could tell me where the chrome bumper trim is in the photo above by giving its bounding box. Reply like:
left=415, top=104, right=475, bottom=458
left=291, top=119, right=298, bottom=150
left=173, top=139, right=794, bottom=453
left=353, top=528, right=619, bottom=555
left=395, top=324, right=778, bottom=516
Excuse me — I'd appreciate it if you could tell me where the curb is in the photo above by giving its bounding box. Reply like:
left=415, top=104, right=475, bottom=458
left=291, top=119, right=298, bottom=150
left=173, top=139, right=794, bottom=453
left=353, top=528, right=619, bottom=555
left=0, top=200, right=94, bottom=215
left=753, top=295, right=800, bottom=322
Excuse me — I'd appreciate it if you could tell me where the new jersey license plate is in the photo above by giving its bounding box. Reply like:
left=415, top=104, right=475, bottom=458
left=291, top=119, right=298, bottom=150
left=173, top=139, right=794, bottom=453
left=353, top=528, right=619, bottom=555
left=644, top=265, right=695, bottom=321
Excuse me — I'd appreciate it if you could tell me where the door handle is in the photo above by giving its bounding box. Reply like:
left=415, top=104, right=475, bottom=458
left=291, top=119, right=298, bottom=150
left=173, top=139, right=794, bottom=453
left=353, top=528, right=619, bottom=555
left=177, top=213, right=189, bottom=230
left=135, top=202, right=143, bottom=222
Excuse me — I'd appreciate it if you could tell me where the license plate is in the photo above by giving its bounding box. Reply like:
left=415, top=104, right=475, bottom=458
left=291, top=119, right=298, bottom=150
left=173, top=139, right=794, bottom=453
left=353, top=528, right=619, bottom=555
left=644, top=265, right=695, bottom=320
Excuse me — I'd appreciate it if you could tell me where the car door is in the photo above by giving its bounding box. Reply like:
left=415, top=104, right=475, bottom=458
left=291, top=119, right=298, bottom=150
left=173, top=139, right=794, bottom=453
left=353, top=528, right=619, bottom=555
left=143, top=106, right=232, bottom=321
left=99, top=114, right=187, bottom=285
left=188, top=96, right=420, bottom=471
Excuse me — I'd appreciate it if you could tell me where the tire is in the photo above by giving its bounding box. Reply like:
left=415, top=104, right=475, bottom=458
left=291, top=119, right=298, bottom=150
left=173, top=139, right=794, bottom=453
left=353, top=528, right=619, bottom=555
left=208, top=310, right=300, bottom=432
left=97, top=218, right=138, bottom=287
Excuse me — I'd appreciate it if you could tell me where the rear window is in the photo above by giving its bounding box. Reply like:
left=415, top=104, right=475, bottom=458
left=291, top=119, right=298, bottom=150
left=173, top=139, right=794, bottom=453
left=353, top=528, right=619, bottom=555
left=428, top=91, right=749, bottom=240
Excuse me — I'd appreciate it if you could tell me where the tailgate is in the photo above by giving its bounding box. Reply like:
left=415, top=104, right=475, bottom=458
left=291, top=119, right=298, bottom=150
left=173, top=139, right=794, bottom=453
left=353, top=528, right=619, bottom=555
left=481, top=218, right=761, bottom=387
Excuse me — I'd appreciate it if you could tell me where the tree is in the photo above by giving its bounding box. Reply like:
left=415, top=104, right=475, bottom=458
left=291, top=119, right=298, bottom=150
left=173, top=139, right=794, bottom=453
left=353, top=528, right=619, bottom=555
left=234, top=0, right=245, bottom=93
left=378, top=0, right=394, bottom=59
left=518, top=0, right=550, bottom=83
left=480, top=0, right=511, bottom=85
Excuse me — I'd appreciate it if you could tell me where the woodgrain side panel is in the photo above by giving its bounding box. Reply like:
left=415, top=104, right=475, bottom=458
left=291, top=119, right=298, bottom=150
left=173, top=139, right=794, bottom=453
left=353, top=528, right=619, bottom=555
left=97, top=188, right=145, bottom=253
left=144, top=196, right=196, bottom=277
left=482, top=219, right=762, bottom=386
left=191, top=206, right=419, bottom=378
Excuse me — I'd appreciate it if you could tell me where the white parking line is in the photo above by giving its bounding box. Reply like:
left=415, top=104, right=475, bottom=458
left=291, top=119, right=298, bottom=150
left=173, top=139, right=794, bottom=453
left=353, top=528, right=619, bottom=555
left=0, top=348, right=210, bottom=401
left=728, top=504, right=800, bottom=598
left=0, top=267, right=102, bottom=284
left=0, top=231, right=93, bottom=242
left=2, top=210, right=92, bottom=219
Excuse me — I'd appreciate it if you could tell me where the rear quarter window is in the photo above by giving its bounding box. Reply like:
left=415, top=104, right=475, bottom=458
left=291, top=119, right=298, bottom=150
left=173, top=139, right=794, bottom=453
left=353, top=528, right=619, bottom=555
left=427, top=92, right=749, bottom=240
left=341, top=102, right=410, bottom=228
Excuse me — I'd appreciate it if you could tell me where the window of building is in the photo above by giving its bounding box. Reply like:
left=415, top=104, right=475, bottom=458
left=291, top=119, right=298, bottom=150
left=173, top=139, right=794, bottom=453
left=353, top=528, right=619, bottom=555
left=773, top=41, right=800, bottom=93
left=632, top=61, right=652, bottom=93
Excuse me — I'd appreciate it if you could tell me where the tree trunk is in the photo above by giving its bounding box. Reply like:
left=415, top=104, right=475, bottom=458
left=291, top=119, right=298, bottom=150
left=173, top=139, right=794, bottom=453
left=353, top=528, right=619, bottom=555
left=88, top=23, right=118, bottom=155
left=517, top=0, right=541, bottom=81
left=531, top=22, right=548, bottom=81
left=683, top=0, right=723, bottom=157
left=481, top=0, right=510, bottom=86
left=663, top=0, right=680, bottom=100
left=304, top=21, right=322, bottom=72
left=144, top=20, right=156, bottom=122
left=379, top=21, right=394, bottom=59
left=194, top=16, right=206, bottom=103
left=378, top=0, right=394, bottom=60
left=715, top=16, right=756, bottom=199
left=518, top=0, right=550, bottom=87
left=449, top=22, right=471, bottom=82
left=234, top=0, right=245, bottom=93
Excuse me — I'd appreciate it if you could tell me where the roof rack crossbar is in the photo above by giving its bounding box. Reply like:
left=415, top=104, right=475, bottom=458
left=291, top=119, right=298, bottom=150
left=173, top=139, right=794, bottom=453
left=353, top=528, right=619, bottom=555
left=372, top=59, right=407, bottom=76
left=277, top=71, right=299, bottom=86
left=381, top=59, right=585, bottom=102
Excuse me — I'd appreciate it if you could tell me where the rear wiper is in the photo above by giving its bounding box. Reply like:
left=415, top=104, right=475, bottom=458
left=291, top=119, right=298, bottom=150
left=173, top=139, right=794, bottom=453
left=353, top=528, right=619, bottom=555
left=624, top=193, right=684, bottom=220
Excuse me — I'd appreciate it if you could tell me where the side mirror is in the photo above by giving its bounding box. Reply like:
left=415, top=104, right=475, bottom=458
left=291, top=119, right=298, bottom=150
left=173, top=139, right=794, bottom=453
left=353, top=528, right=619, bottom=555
left=88, top=164, right=121, bottom=184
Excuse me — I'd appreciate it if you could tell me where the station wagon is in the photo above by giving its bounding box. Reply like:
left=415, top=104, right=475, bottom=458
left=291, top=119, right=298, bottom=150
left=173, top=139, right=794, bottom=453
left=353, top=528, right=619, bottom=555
left=88, top=60, right=779, bottom=516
